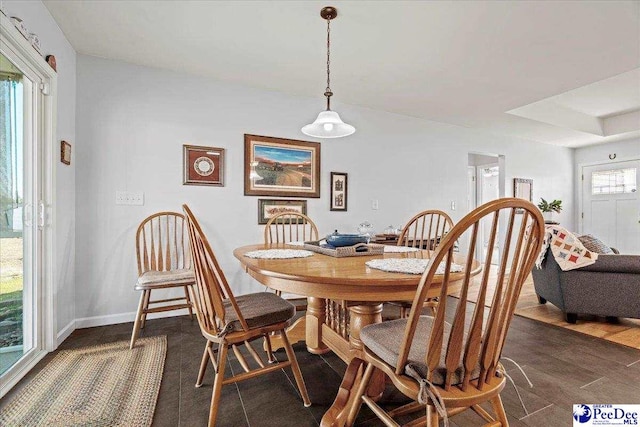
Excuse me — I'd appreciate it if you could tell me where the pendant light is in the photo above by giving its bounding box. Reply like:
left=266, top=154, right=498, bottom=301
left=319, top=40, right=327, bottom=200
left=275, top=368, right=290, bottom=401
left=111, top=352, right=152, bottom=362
left=301, top=6, right=355, bottom=139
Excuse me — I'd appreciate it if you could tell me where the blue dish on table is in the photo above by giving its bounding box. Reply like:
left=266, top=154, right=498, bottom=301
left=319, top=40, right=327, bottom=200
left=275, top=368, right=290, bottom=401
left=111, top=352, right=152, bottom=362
left=325, top=233, right=369, bottom=247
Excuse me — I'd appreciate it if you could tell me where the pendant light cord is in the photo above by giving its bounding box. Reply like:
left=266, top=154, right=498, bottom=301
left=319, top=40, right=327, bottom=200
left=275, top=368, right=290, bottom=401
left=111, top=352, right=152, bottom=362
left=325, top=17, right=333, bottom=110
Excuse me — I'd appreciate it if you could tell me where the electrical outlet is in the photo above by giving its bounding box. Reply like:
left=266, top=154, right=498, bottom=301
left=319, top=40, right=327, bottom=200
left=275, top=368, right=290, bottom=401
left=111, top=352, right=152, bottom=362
left=451, top=201, right=456, bottom=211
left=371, top=199, right=379, bottom=210
left=116, top=191, right=144, bottom=206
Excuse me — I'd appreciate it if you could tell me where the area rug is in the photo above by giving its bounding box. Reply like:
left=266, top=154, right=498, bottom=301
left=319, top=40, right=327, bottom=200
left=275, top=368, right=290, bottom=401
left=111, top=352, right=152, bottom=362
left=447, top=271, right=640, bottom=350
left=0, top=335, right=167, bottom=426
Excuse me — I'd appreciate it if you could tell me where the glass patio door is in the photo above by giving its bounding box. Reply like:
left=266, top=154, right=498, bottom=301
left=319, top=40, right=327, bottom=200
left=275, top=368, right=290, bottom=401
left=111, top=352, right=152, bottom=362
left=0, top=52, right=39, bottom=379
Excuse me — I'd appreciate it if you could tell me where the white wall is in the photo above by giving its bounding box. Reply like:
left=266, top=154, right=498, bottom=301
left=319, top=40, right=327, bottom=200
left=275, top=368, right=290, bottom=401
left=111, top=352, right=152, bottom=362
left=2, top=1, right=77, bottom=338
left=75, top=54, right=574, bottom=324
left=468, top=153, right=499, bottom=166
left=574, top=138, right=639, bottom=165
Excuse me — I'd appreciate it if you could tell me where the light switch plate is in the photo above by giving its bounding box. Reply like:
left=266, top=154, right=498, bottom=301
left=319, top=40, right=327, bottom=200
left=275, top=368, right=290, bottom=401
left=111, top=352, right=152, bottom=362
left=116, top=191, right=144, bottom=206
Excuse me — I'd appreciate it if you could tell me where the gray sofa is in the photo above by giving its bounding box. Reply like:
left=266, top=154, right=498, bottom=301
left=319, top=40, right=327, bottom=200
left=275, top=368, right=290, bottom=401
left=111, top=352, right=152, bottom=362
left=531, top=247, right=640, bottom=323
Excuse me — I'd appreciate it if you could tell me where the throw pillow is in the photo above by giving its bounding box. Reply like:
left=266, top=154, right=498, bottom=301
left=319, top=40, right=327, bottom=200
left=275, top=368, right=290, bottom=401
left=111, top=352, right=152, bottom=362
left=578, top=234, right=614, bottom=254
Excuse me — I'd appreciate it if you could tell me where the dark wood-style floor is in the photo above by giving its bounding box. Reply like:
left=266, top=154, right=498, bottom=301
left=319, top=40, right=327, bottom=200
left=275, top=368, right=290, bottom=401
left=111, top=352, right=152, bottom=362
left=3, top=297, right=640, bottom=426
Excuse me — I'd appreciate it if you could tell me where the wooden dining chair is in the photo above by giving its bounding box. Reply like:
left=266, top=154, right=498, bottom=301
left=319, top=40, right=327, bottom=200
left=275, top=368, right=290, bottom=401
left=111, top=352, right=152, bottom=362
left=183, top=205, right=311, bottom=426
left=130, top=212, right=195, bottom=349
left=344, top=198, right=544, bottom=427
left=264, top=212, right=319, bottom=245
left=393, top=209, right=454, bottom=318
left=263, top=212, right=319, bottom=354
left=397, top=209, right=454, bottom=250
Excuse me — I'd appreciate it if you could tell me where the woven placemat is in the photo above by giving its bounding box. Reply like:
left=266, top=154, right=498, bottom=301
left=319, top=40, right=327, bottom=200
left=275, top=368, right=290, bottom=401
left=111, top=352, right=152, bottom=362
left=245, top=249, right=314, bottom=259
left=0, top=336, right=166, bottom=427
left=366, top=258, right=464, bottom=275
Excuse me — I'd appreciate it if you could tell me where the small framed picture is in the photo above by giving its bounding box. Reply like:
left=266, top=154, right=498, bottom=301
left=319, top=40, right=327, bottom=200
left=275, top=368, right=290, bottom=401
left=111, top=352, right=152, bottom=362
left=61, top=140, right=71, bottom=165
left=330, top=172, right=348, bottom=211
left=258, top=199, right=307, bottom=224
left=183, top=145, right=225, bottom=186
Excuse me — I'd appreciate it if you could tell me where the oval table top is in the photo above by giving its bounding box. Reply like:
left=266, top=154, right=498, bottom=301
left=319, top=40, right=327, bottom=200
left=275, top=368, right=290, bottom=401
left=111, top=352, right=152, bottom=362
left=233, top=244, right=481, bottom=301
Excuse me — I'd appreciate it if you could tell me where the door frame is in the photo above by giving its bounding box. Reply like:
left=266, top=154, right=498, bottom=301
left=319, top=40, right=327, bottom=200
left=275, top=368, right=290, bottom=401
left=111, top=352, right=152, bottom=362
left=476, top=163, right=502, bottom=264
left=467, top=166, right=476, bottom=212
left=577, top=156, right=640, bottom=234
left=468, top=152, right=506, bottom=264
left=1, top=13, right=57, bottom=398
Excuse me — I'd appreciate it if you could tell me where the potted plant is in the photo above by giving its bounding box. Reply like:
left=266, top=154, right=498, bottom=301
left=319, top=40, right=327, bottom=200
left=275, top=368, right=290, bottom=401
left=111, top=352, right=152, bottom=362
left=537, top=198, right=562, bottom=222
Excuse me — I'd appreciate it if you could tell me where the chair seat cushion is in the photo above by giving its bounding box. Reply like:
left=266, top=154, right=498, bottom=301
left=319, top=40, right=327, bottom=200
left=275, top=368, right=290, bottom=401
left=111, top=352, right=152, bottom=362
left=222, top=292, right=295, bottom=333
left=360, top=315, right=480, bottom=386
left=137, top=269, right=195, bottom=287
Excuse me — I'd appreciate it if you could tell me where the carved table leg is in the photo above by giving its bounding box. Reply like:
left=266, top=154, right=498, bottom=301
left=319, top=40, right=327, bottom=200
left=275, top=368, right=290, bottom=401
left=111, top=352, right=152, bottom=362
left=321, top=357, right=365, bottom=427
left=321, top=303, right=386, bottom=427
left=349, top=304, right=386, bottom=399
left=348, top=304, right=383, bottom=356
left=307, top=297, right=329, bottom=354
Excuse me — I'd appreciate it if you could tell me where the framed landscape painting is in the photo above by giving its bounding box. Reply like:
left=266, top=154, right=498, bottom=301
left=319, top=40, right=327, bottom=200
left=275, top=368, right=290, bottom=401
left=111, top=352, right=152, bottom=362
left=244, top=134, right=321, bottom=198
left=257, top=199, right=307, bottom=224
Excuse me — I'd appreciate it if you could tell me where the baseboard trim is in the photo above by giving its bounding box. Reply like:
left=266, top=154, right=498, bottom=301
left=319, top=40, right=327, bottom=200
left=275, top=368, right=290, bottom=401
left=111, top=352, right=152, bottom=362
left=56, top=320, right=76, bottom=347
left=75, top=308, right=190, bottom=329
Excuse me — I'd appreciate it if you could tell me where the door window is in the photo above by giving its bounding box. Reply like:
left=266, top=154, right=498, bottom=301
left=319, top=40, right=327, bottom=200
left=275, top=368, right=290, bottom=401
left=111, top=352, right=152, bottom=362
left=591, top=168, right=637, bottom=195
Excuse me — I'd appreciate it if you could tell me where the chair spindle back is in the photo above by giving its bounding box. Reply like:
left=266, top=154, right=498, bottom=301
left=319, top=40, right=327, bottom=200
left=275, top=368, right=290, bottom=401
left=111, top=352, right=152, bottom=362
left=264, top=212, right=319, bottom=244
left=136, top=212, right=191, bottom=276
left=183, top=205, right=248, bottom=335
left=397, top=210, right=453, bottom=250
left=398, top=198, right=544, bottom=392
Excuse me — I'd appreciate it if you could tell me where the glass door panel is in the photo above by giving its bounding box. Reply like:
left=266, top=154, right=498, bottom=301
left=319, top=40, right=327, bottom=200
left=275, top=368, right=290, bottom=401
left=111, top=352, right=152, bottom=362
left=0, top=52, right=34, bottom=376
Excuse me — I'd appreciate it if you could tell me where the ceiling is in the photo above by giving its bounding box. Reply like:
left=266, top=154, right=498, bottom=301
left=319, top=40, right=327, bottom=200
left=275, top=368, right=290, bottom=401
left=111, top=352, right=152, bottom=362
left=44, top=0, right=640, bottom=147
left=507, top=69, right=640, bottom=146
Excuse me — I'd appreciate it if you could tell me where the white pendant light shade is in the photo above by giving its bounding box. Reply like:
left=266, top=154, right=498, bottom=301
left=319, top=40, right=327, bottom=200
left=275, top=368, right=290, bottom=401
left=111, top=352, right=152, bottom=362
left=301, top=110, right=355, bottom=138
left=301, top=7, right=355, bottom=139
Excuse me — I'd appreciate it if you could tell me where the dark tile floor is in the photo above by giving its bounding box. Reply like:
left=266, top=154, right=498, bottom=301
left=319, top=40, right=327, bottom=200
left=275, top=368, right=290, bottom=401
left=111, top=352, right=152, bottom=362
left=2, top=298, right=640, bottom=426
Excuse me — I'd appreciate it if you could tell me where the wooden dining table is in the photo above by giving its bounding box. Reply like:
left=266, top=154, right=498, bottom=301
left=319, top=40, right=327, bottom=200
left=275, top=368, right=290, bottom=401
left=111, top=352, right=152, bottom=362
left=233, top=243, right=481, bottom=426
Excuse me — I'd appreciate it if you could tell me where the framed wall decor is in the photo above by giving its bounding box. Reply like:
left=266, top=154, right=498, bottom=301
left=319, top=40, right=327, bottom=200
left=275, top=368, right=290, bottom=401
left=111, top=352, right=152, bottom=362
left=183, top=144, right=225, bottom=186
left=330, top=172, right=348, bottom=211
left=513, top=178, right=533, bottom=212
left=60, top=140, right=71, bottom=165
left=258, top=199, right=308, bottom=224
left=244, top=134, right=320, bottom=198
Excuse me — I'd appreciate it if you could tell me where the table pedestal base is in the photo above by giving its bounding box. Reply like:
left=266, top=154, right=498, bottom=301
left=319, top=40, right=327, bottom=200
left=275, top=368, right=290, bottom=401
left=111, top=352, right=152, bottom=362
left=313, top=302, right=387, bottom=427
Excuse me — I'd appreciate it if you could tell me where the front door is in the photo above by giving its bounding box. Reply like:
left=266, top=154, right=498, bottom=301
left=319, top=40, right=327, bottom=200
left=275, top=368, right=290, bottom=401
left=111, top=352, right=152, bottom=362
left=582, top=160, right=640, bottom=254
